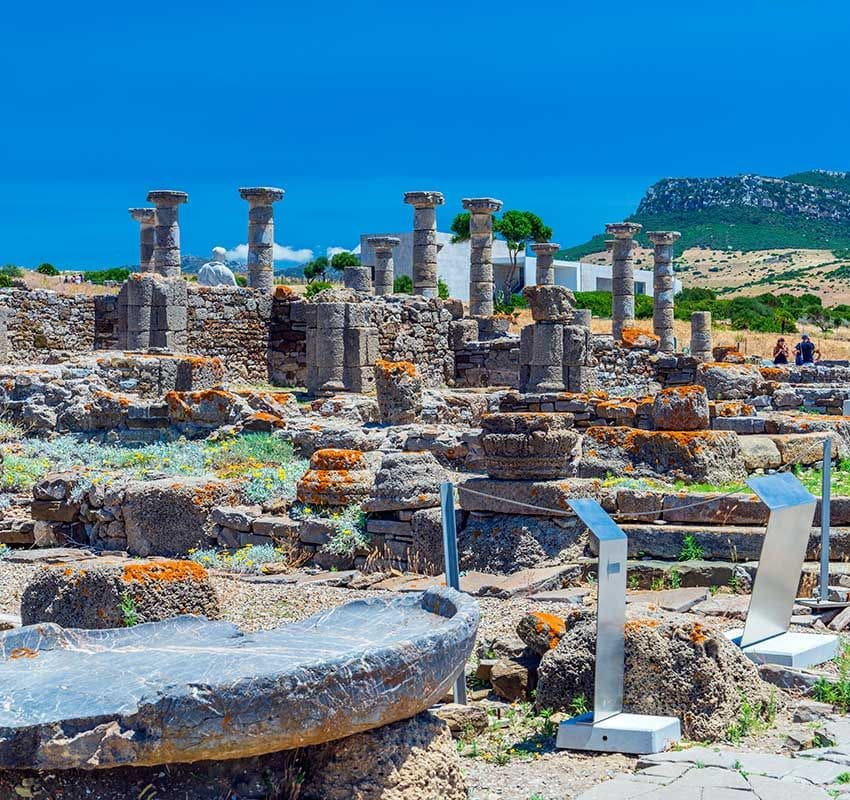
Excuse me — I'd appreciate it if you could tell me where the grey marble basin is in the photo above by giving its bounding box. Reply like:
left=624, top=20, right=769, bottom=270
left=0, top=587, right=479, bottom=770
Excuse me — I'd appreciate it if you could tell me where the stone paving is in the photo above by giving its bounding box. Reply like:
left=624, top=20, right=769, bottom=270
left=578, top=731, right=850, bottom=799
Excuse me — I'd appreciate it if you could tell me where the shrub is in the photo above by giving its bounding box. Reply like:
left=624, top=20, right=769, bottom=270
left=493, top=292, right=528, bottom=314
left=36, top=263, right=59, bottom=276
left=304, top=280, right=332, bottom=299
left=0, top=274, right=11, bottom=289
left=393, top=274, right=413, bottom=294
left=330, top=251, right=361, bottom=271
left=0, top=264, right=22, bottom=278
left=235, top=274, right=248, bottom=287
left=86, top=267, right=132, bottom=284
left=438, top=277, right=450, bottom=299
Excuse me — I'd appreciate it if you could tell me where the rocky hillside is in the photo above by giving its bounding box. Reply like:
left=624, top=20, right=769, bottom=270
left=561, top=169, right=850, bottom=259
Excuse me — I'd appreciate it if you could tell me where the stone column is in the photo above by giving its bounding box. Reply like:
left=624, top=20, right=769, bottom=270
left=647, top=230, right=681, bottom=353
left=403, top=191, right=444, bottom=297
left=239, top=187, right=285, bottom=292
left=367, top=236, right=400, bottom=295
left=463, top=197, right=503, bottom=316
left=530, top=242, right=560, bottom=285
left=343, top=265, right=372, bottom=292
left=605, top=222, right=642, bottom=342
left=146, top=190, right=188, bottom=278
left=691, top=311, right=713, bottom=362
left=129, top=208, right=156, bottom=273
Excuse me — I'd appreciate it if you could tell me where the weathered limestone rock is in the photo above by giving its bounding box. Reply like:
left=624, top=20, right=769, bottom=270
left=458, top=512, right=584, bottom=573
left=652, top=385, right=710, bottom=431
left=343, top=265, right=372, bottom=292
left=0, top=588, right=480, bottom=770
left=404, top=191, right=445, bottom=297
left=490, top=657, right=536, bottom=702
left=530, top=242, right=560, bottom=285
left=469, top=412, right=581, bottom=479
left=367, top=236, right=400, bottom=295
left=713, top=345, right=746, bottom=364
left=522, top=284, right=576, bottom=322
left=432, top=703, right=489, bottom=737
left=620, top=327, right=660, bottom=351
left=739, top=435, right=783, bottom=470
left=458, top=477, right=603, bottom=515
left=691, top=311, right=713, bottom=362
left=463, top=197, right=503, bottom=317
left=605, top=221, right=642, bottom=341
left=122, top=477, right=235, bottom=557
left=366, top=451, right=446, bottom=511
left=21, top=560, right=220, bottom=629
left=239, top=187, right=285, bottom=292
left=300, top=712, right=468, bottom=800
left=580, top=426, right=746, bottom=485
left=128, top=208, right=156, bottom=273
left=535, top=610, right=777, bottom=741
left=647, top=230, right=680, bottom=352
left=375, top=359, right=424, bottom=424
left=296, top=448, right=375, bottom=506
left=146, top=190, right=188, bottom=278
left=696, top=362, right=766, bottom=400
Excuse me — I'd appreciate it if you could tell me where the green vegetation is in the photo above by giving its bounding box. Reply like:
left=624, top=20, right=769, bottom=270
left=290, top=502, right=368, bottom=558
left=1, top=264, right=23, bottom=278
left=189, top=543, right=292, bottom=574
left=329, top=251, right=360, bottom=271
left=304, top=280, right=332, bottom=298
left=569, top=695, right=588, bottom=716
left=235, top=274, right=248, bottom=287
left=303, top=255, right=329, bottom=282
left=494, top=291, right=529, bottom=315
left=813, top=642, right=850, bottom=712
left=456, top=701, right=559, bottom=764
left=0, top=544, right=8, bottom=561
left=0, top=274, right=12, bottom=289
left=836, top=773, right=850, bottom=785
left=119, top=591, right=139, bottom=627
left=679, top=534, right=705, bottom=561
left=36, top=263, right=59, bottom=276
left=573, top=291, right=653, bottom=320
left=86, top=267, right=132, bottom=284
left=438, top=276, right=450, bottom=299
left=560, top=207, right=850, bottom=259
left=725, top=690, right=777, bottom=743
left=785, top=170, right=850, bottom=193
left=393, top=274, right=413, bottom=294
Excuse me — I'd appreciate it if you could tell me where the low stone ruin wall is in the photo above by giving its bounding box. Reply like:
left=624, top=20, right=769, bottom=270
left=453, top=337, right=519, bottom=387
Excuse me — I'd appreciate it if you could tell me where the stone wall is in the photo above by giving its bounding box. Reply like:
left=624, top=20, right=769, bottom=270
left=454, top=337, right=519, bottom=387
left=0, top=290, right=97, bottom=363
left=269, top=291, right=307, bottom=386
left=591, top=337, right=657, bottom=394
left=186, top=285, right=272, bottom=383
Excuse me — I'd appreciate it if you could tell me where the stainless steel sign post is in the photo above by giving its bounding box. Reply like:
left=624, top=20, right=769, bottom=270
left=726, top=473, right=838, bottom=667
left=556, top=499, right=681, bottom=755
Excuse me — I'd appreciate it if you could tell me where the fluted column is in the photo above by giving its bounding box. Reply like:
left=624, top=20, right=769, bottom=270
left=463, top=197, right=503, bottom=316
left=403, top=191, right=444, bottom=297
left=239, top=186, right=285, bottom=292
left=146, top=190, right=188, bottom=278
left=129, top=208, right=156, bottom=273
left=367, top=236, right=400, bottom=295
left=530, top=242, right=560, bottom=286
left=605, top=222, right=642, bottom=341
left=647, top=230, right=681, bottom=352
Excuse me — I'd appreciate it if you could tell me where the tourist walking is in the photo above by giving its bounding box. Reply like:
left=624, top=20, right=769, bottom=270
left=772, top=337, right=789, bottom=365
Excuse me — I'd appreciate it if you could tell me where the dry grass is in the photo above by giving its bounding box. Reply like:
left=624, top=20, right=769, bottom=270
left=20, top=272, right=119, bottom=297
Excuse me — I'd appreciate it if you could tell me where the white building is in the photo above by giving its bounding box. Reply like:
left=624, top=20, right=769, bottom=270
left=356, top=234, right=682, bottom=301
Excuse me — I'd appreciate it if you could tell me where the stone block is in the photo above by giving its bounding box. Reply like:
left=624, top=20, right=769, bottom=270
left=652, top=386, right=710, bottom=431
left=343, top=327, right=379, bottom=367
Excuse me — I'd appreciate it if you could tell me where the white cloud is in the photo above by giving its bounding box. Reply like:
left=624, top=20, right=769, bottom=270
left=224, top=243, right=314, bottom=264
left=326, top=246, right=350, bottom=259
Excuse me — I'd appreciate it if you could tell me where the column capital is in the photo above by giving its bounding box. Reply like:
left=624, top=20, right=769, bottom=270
left=403, top=190, right=445, bottom=208
left=605, top=221, right=642, bottom=239
left=367, top=236, right=401, bottom=251
left=462, top=197, right=503, bottom=214
left=239, top=186, right=285, bottom=205
left=647, top=230, right=682, bottom=246
left=129, top=208, right=156, bottom=224
left=146, top=190, right=188, bottom=206
left=530, top=242, right=561, bottom=256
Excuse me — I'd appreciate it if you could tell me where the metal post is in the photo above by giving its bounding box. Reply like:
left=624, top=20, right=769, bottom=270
left=821, top=437, right=833, bottom=602
left=440, top=482, right=467, bottom=705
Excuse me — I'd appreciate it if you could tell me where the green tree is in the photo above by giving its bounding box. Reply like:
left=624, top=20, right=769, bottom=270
left=36, top=263, right=59, bottom=276
left=0, top=264, right=22, bottom=278
left=393, top=274, right=413, bottom=294
left=330, top=251, right=360, bottom=271
left=495, top=210, right=552, bottom=295
left=450, top=212, right=470, bottom=243
left=303, top=256, right=329, bottom=282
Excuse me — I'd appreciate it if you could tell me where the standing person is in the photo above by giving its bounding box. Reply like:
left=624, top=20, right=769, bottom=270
left=795, top=333, right=816, bottom=365
left=773, top=337, right=789, bottom=365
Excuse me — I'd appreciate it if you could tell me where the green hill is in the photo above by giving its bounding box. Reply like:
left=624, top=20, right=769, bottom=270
left=559, top=170, right=850, bottom=259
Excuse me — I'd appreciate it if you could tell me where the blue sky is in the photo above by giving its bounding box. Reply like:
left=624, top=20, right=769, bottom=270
left=2, top=0, right=848, bottom=268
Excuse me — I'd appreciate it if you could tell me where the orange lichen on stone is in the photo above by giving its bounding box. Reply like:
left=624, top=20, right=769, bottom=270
left=274, top=285, right=294, bottom=298
left=122, top=560, right=208, bottom=584
left=375, top=359, right=418, bottom=378
left=624, top=618, right=660, bottom=634
left=10, top=648, right=38, bottom=659
left=759, top=366, right=785, bottom=380
left=689, top=623, right=708, bottom=645
left=310, top=448, right=364, bottom=470
left=93, top=390, right=130, bottom=408
left=620, top=328, right=660, bottom=349
left=532, top=611, right=566, bottom=650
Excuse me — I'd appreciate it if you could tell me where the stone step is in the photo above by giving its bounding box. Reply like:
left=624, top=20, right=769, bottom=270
left=591, top=523, right=850, bottom=562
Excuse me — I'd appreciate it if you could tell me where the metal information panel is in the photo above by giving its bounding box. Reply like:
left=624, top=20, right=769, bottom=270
left=568, top=499, right=627, bottom=722
left=741, top=473, right=817, bottom=648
